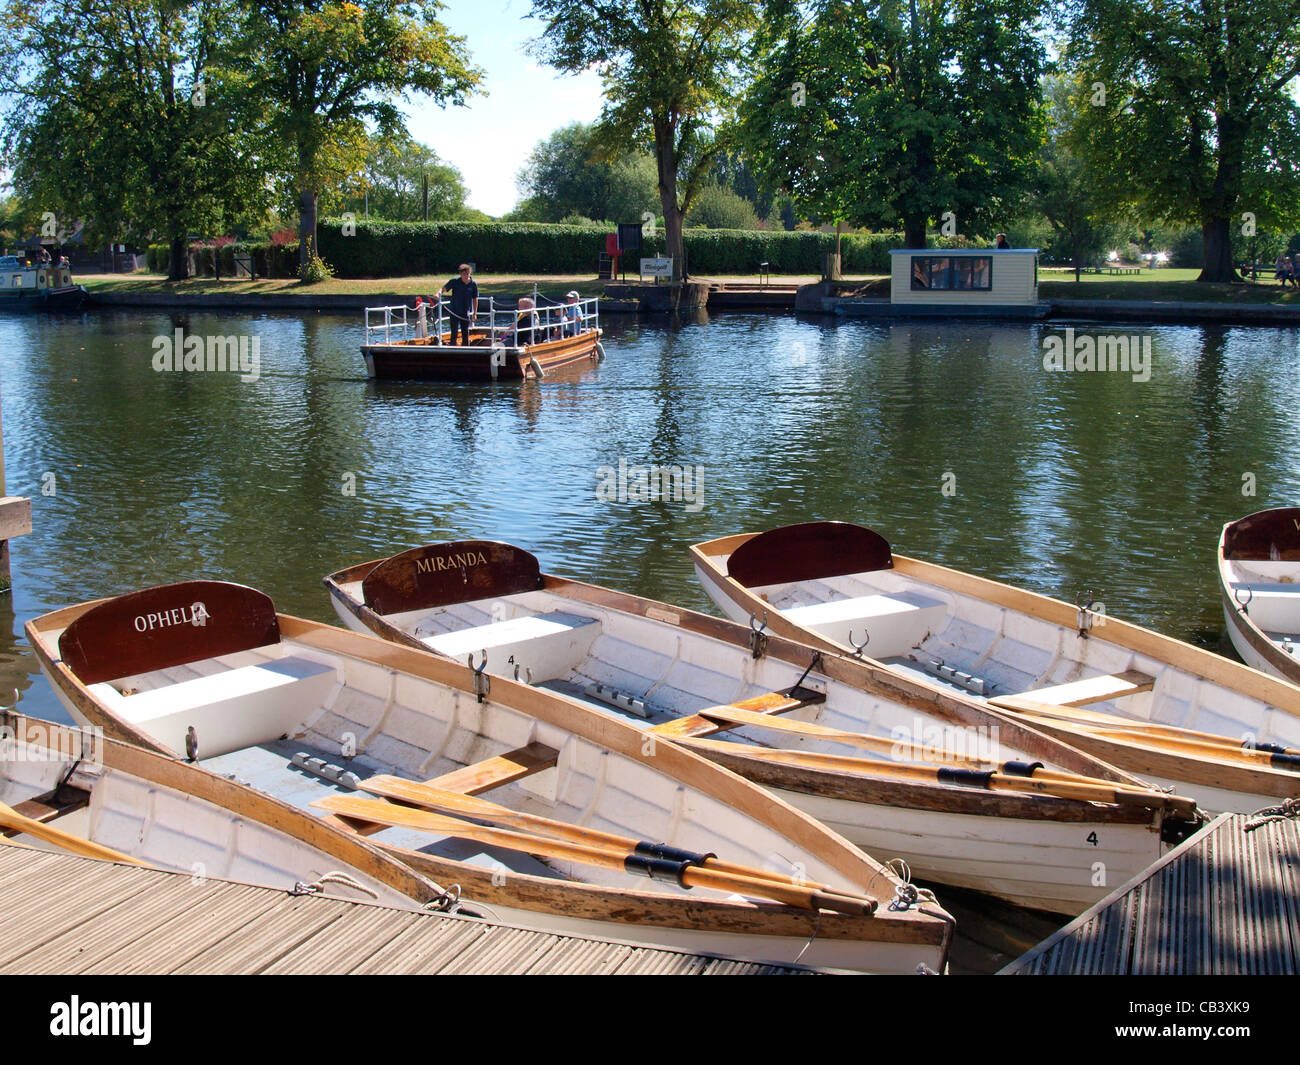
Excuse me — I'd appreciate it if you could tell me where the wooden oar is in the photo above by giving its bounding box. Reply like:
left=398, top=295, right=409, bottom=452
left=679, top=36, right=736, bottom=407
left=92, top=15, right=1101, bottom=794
left=312, top=793, right=876, bottom=915
left=693, top=703, right=1167, bottom=789
left=356, top=774, right=845, bottom=893
left=1025, top=718, right=1300, bottom=771
left=994, top=698, right=1300, bottom=769
left=696, top=704, right=990, bottom=765
left=0, top=800, right=148, bottom=866
left=676, top=737, right=1199, bottom=817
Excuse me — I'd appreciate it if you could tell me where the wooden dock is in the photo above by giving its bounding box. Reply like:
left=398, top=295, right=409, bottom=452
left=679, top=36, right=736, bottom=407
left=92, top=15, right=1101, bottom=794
left=0, top=845, right=823, bottom=975
left=1002, top=811, right=1300, bottom=975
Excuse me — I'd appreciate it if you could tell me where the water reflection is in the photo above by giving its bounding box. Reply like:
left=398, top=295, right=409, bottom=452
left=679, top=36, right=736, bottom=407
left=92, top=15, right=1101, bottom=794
left=2, top=309, right=1298, bottom=718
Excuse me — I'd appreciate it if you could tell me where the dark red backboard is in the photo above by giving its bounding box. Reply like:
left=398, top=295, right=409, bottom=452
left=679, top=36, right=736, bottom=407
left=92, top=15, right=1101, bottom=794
left=360, top=541, right=544, bottom=615
left=57, top=580, right=282, bottom=685
left=726, top=521, right=894, bottom=588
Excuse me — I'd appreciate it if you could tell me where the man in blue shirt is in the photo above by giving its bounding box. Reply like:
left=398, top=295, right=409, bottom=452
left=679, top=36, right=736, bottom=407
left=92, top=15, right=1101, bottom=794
left=441, top=264, right=478, bottom=345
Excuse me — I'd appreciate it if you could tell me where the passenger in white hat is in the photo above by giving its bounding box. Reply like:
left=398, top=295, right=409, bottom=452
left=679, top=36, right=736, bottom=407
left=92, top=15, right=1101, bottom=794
left=561, top=290, right=584, bottom=338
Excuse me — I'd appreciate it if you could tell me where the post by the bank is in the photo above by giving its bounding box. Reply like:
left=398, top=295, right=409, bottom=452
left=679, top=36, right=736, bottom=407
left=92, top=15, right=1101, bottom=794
left=0, top=381, right=33, bottom=593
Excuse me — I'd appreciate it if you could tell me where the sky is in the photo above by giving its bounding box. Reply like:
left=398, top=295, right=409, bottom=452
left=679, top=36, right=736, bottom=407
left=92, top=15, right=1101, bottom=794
left=403, top=0, right=607, bottom=216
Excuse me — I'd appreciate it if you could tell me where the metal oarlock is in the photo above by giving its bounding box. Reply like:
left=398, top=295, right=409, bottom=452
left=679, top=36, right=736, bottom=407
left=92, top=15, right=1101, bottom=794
left=513, top=663, right=533, bottom=685
left=1076, top=590, right=1096, bottom=638
left=469, top=651, right=490, bottom=703
left=848, top=628, right=870, bottom=658
left=748, top=610, right=769, bottom=660
left=1234, top=584, right=1253, bottom=614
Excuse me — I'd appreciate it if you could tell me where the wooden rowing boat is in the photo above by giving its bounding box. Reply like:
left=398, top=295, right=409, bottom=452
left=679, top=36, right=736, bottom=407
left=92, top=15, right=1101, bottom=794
left=0, top=714, right=441, bottom=909
left=325, top=541, right=1203, bottom=916
left=1219, top=507, right=1300, bottom=687
left=26, top=581, right=950, bottom=973
left=691, top=521, right=1300, bottom=815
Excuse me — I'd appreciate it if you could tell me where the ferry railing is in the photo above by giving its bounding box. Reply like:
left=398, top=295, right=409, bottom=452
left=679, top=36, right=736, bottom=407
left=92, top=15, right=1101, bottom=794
left=364, top=304, right=412, bottom=345
left=370, top=296, right=601, bottom=347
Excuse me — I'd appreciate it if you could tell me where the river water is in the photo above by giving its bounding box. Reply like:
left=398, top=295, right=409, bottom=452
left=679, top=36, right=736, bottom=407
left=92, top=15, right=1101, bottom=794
left=2, top=306, right=1298, bottom=969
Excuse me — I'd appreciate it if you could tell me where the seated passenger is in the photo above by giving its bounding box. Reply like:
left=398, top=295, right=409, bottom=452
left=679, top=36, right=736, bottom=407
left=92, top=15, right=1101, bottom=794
left=561, top=291, right=584, bottom=337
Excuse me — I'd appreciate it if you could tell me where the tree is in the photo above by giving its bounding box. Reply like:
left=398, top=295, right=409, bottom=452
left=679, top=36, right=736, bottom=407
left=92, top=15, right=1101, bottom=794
left=741, top=0, right=1048, bottom=248
left=530, top=0, right=759, bottom=279
left=0, top=0, right=267, bottom=279
left=516, top=122, right=658, bottom=223
left=686, top=184, right=762, bottom=229
left=1031, top=75, right=1125, bottom=280
left=1063, top=0, right=1300, bottom=282
left=341, top=131, right=468, bottom=220
left=233, top=0, right=482, bottom=271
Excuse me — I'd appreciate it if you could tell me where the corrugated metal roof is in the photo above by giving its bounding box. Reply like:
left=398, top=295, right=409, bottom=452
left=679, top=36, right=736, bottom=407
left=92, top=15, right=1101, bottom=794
left=1002, top=812, right=1300, bottom=975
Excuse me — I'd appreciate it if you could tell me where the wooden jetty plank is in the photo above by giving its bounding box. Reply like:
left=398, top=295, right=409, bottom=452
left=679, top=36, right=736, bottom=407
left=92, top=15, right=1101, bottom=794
left=0, top=847, right=821, bottom=975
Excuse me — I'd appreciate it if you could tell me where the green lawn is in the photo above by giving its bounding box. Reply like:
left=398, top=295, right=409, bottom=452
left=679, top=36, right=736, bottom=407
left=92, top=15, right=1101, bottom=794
left=81, top=268, right=1300, bottom=305
left=1038, top=267, right=1300, bottom=303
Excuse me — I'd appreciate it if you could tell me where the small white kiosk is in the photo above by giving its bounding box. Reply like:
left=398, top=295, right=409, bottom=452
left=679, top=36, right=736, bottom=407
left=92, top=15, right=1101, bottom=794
left=889, top=248, right=1039, bottom=308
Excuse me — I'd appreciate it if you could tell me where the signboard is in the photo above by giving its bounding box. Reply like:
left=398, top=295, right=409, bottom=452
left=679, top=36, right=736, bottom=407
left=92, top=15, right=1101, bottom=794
left=617, top=222, right=644, bottom=253
left=640, top=257, right=673, bottom=279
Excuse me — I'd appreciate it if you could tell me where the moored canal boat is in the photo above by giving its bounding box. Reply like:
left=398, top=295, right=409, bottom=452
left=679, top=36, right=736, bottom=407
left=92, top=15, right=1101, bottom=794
left=0, top=254, right=87, bottom=311
left=325, top=541, right=1203, bottom=916
left=26, top=580, right=951, bottom=974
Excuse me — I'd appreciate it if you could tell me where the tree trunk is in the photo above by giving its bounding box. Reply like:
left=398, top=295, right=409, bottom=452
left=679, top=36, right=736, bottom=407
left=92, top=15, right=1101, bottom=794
left=903, top=215, right=927, bottom=249
left=298, top=187, right=318, bottom=270
left=653, top=121, right=684, bottom=281
left=169, top=234, right=190, bottom=281
left=1197, top=213, right=1239, bottom=282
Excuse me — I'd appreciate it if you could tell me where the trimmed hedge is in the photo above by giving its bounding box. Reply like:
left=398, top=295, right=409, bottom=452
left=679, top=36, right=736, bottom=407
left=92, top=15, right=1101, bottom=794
left=316, top=219, right=979, bottom=276
left=148, top=224, right=985, bottom=278
left=146, top=241, right=300, bottom=278
left=316, top=221, right=632, bottom=277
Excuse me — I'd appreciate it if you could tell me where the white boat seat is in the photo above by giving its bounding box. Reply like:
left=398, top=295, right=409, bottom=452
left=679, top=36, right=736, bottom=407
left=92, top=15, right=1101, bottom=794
left=1000, top=669, right=1155, bottom=709
left=782, top=591, right=948, bottom=659
left=1227, top=581, right=1300, bottom=635
left=88, top=655, right=336, bottom=760
left=421, top=611, right=600, bottom=683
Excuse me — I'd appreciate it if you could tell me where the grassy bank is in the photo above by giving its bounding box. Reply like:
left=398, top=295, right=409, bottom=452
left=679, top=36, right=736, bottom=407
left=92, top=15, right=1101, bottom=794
left=1038, top=267, right=1300, bottom=303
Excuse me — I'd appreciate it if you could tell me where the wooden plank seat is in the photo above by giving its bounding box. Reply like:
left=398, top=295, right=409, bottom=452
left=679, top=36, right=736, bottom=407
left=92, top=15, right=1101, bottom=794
left=88, top=656, right=337, bottom=760
left=650, top=687, right=827, bottom=740
left=420, top=741, right=560, bottom=796
left=992, top=669, right=1156, bottom=712
left=420, top=611, right=601, bottom=683
left=332, top=742, right=560, bottom=837
left=0, top=787, right=90, bottom=838
left=781, top=591, right=948, bottom=658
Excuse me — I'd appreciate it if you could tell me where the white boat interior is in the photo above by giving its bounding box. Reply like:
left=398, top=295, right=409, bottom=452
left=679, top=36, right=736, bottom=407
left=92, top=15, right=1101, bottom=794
left=697, top=529, right=1300, bottom=756
left=0, top=721, right=430, bottom=909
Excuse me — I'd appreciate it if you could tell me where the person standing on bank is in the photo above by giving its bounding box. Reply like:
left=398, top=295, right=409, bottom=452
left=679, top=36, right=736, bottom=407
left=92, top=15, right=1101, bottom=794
left=995, top=233, right=1011, bottom=250
left=441, top=264, right=478, bottom=345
